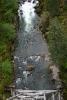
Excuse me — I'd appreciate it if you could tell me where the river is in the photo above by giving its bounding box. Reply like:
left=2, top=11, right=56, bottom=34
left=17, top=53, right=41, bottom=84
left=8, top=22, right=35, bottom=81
left=14, top=0, right=56, bottom=90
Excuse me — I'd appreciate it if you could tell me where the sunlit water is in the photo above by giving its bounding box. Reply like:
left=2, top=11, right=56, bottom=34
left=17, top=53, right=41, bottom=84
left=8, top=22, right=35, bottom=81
left=14, top=0, right=56, bottom=90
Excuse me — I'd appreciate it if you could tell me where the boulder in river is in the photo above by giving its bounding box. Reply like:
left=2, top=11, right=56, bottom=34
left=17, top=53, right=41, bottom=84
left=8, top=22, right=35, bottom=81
left=49, top=64, right=60, bottom=81
left=27, top=64, right=35, bottom=71
left=20, top=10, right=23, bottom=15
left=28, top=0, right=31, bottom=2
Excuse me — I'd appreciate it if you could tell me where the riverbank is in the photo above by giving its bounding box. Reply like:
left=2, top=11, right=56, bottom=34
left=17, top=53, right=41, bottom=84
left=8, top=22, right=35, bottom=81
left=0, top=0, right=18, bottom=99
left=37, top=0, right=67, bottom=99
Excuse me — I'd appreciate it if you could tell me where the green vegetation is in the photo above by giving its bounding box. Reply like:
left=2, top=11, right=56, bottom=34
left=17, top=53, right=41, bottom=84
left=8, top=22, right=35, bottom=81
left=46, top=0, right=60, bottom=16
left=36, top=0, right=46, bottom=14
left=0, top=23, right=15, bottom=41
left=38, top=0, right=67, bottom=99
left=0, top=0, right=18, bottom=99
left=47, top=17, right=67, bottom=66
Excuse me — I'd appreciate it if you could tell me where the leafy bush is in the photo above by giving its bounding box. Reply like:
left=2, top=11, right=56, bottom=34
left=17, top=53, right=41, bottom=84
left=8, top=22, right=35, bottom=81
left=0, top=59, right=12, bottom=85
left=1, top=59, right=12, bottom=83
left=46, top=0, right=60, bottom=16
left=47, top=17, right=67, bottom=67
left=0, top=0, right=18, bottom=98
left=4, top=10, right=14, bottom=22
left=47, top=17, right=67, bottom=99
left=0, top=22, right=15, bottom=41
left=0, top=42, right=7, bottom=53
left=0, top=59, right=12, bottom=99
left=0, top=0, right=18, bottom=22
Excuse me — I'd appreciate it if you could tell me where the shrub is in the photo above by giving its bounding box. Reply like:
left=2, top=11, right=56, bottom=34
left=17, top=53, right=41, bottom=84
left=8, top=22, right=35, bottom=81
left=47, top=17, right=67, bottom=67
left=46, top=0, right=60, bottom=16
left=1, top=59, right=12, bottom=85
left=0, top=42, right=7, bottom=54
left=0, top=22, right=16, bottom=41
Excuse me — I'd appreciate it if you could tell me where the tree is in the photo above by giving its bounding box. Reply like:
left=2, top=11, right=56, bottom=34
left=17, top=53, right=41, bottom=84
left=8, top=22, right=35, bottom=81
left=0, top=0, right=18, bottom=98
left=0, top=0, right=18, bottom=22
left=47, top=17, right=67, bottom=67
left=46, top=0, right=60, bottom=16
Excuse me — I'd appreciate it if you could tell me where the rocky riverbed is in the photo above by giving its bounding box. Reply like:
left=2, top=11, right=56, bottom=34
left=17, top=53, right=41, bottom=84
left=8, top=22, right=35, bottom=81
left=14, top=0, right=60, bottom=90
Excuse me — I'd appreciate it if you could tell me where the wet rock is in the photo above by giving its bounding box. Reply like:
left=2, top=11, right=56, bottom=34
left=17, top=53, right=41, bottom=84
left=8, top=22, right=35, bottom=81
left=20, top=10, right=23, bottom=15
left=14, top=56, right=20, bottom=61
left=28, top=0, right=31, bottom=2
left=27, top=64, right=34, bottom=71
left=23, top=71, right=30, bottom=77
left=11, top=60, right=14, bottom=63
left=49, top=64, right=60, bottom=81
left=57, top=81, right=62, bottom=90
left=41, top=74, right=45, bottom=78
left=45, top=54, right=50, bottom=62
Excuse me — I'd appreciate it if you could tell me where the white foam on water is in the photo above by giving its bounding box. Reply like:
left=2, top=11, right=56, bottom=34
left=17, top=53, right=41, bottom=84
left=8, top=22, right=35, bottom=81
left=14, top=56, right=20, bottom=61
left=18, top=67, right=22, bottom=69
left=18, top=0, right=39, bottom=34
left=18, top=0, right=38, bottom=23
left=16, top=78, right=22, bottom=84
left=28, top=56, right=38, bottom=60
left=23, top=71, right=30, bottom=81
left=22, top=60, right=27, bottom=65
left=28, top=56, right=41, bottom=62
left=35, top=56, right=41, bottom=62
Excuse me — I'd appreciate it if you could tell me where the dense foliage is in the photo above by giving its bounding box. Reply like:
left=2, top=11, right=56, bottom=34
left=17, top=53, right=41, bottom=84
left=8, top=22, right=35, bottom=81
left=46, top=0, right=60, bottom=16
left=0, top=0, right=18, bottom=99
left=36, top=0, right=46, bottom=14
left=47, top=16, right=67, bottom=100
left=38, top=0, right=67, bottom=99
left=47, top=17, right=67, bottom=67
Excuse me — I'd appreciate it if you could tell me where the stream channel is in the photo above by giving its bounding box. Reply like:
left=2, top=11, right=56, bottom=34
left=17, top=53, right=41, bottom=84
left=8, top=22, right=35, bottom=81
left=14, top=0, right=56, bottom=90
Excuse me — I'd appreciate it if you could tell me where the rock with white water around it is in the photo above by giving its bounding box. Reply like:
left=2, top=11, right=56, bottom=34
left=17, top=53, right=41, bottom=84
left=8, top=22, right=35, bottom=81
left=23, top=71, right=30, bottom=78
left=14, top=56, right=20, bottom=61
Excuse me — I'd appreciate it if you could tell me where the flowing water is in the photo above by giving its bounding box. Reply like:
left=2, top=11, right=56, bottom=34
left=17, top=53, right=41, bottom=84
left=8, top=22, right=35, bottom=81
left=14, top=0, right=56, bottom=90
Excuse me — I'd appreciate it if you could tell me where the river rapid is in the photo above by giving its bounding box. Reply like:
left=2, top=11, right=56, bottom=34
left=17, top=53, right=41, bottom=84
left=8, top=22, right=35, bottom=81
left=14, top=0, right=56, bottom=90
